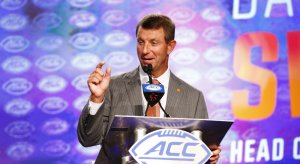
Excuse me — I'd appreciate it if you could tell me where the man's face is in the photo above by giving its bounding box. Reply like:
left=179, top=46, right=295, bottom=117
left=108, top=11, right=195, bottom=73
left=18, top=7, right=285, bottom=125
left=136, top=27, right=176, bottom=77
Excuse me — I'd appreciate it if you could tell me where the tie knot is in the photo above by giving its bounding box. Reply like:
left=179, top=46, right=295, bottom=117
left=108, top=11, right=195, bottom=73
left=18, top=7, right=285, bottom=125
left=152, top=78, right=160, bottom=84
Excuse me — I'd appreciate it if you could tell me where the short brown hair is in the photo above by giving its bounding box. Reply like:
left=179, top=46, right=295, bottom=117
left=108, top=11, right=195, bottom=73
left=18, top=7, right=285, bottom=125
left=136, top=14, right=175, bottom=43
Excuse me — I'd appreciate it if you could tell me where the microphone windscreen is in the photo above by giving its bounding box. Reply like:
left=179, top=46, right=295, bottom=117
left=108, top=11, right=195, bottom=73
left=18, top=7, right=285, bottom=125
left=142, top=64, right=153, bottom=74
left=142, top=84, right=165, bottom=106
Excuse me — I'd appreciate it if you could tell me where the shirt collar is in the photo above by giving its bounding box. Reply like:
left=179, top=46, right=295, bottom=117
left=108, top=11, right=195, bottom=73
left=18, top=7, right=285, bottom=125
left=139, top=65, right=170, bottom=86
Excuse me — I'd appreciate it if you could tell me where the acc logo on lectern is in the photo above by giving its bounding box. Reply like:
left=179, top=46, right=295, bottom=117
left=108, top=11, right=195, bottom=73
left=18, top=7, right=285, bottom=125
left=129, top=129, right=212, bottom=164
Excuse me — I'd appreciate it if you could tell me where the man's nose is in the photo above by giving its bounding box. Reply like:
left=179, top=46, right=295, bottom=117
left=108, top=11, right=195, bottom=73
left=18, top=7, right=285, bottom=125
left=142, top=43, right=150, bottom=54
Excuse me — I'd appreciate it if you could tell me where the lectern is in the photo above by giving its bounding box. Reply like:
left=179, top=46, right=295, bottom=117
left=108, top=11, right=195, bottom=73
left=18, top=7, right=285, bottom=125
left=101, top=115, right=233, bottom=163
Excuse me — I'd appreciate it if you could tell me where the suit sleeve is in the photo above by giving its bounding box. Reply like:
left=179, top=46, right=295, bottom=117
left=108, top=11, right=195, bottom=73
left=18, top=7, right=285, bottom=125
left=195, top=91, right=209, bottom=119
left=77, top=89, right=111, bottom=147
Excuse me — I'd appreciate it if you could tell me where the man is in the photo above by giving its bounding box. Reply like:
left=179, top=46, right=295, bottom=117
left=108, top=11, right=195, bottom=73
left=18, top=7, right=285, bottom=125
left=77, top=14, right=221, bottom=163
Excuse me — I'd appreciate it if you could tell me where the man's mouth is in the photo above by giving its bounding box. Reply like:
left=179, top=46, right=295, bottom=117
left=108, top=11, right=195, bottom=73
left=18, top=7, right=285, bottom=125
left=142, top=58, right=154, bottom=64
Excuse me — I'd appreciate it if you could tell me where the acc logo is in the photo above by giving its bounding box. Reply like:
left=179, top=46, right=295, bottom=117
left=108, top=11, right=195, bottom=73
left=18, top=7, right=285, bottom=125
left=73, top=94, right=89, bottom=111
left=69, top=11, right=97, bottom=28
left=207, top=87, right=232, bottom=105
left=32, top=0, right=61, bottom=8
left=0, top=0, right=28, bottom=10
left=205, top=67, right=233, bottom=85
left=175, top=27, right=198, bottom=45
left=246, top=85, right=260, bottom=105
left=129, top=129, right=212, bottom=164
left=5, top=121, right=35, bottom=139
left=0, top=14, right=28, bottom=31
left=2, top=78, right=32, bottom=95
left=102, top=0, right=124, bottom=5
left=210, top=108, right=234, bottom=120
left=38, top=97, right=68, bottom=115
left=171, top=48, right=199, bottom=65
left=5, top=98, right=33, bottom=117
left=201, top=7, right=225, bottom=22
left=104, top=51, right=133, bottom=68
left=242, top=127, right=262, bottom=139
left=202, top=26, right=230, bottom=43
left=69, top=32, right=99, bottom=50
left=37, top=75, right=67, bottom=93
left=35, top=55, right=66, bottom=72
left=2, top=56, right=31, bottom=74
left=104, top=30, right=131, bottom=47
left=137, top=0, right=160, bottom=5
left=35, top=35, right=63, bottom=51
left=72, top=74, right=89, bottom=92
left=203, top=46, right=230, bottom=64
left=272, top=63, right=288, bottom=81
left=278, top=84, right=290, bottom=101
left=42, top=118, right=69, bottom=135
left=101, top=10, right=130, bottom=26
left=0, top=35, right=30, bottom=53
left=6, top=142, right=34, bottom=161
left=41, top=140, right=70, bottom=157
left=167, top=7, right=195, bottom=24
left=175, top=68, right=202, bottom=85
left=145, top=84, right=162, bottom=91
left=76, top=143, right=100, bottom=156
left=67, top=0, right=95, bottom=8
left=71, top=52, right=99, bottom=70
left=137, top=8, right=161, bottom=20
left=33, top=12, right=62, bottom=29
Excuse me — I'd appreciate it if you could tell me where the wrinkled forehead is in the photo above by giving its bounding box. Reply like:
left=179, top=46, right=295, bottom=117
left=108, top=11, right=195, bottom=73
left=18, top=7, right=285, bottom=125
left=136, top=27, right=166, bottom=41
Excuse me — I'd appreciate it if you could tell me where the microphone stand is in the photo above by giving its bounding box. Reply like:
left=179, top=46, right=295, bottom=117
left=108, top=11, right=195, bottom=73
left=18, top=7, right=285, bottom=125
left=158, top=101, right=170, bottom=117
left=144, top=65, right=152, bottom=117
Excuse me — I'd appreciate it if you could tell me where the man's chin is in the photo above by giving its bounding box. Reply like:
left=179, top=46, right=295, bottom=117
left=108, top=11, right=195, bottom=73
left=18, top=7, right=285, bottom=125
left=141, top=64, right=154, bottom=73
left=141, top=62, right=153, bottom=66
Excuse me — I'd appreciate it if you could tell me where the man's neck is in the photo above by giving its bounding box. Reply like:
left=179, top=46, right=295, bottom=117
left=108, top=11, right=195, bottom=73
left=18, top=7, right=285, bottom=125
left=139, top=66, right=169, bottom=79
left=151, top=67, right=168, bottom=78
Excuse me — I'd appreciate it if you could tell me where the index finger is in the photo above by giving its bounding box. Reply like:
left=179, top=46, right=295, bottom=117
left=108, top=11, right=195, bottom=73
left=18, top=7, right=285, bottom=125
left=96, top=61, right=105, bottom=68
left=105, top=66, right=111, bottom=77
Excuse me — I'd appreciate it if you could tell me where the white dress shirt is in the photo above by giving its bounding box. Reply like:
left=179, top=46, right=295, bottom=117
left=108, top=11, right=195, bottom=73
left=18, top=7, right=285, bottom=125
left=88, top=66, right=170, bottom=117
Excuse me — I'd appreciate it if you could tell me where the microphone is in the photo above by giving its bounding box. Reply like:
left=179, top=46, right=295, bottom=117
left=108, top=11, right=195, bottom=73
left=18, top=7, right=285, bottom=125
left=142, top=64, right=153, bottom=84
left=142, top=83, right=165, bottom=107
left=142, top=64, right=171, bottom=117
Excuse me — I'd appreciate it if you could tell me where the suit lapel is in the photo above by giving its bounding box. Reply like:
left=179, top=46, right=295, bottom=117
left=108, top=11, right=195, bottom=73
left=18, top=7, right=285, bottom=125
left=165, top=73, right=183, bottom=117
left=124, top=68, right=144, bottom=116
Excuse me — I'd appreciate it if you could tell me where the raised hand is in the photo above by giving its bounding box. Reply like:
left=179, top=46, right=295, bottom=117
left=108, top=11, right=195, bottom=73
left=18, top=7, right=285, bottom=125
left=88, top=62, right=111, bottom=103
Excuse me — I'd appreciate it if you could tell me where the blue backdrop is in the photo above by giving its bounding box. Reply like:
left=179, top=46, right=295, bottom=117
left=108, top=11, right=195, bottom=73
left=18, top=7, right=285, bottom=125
left=0, top=0, right=299, bottom=163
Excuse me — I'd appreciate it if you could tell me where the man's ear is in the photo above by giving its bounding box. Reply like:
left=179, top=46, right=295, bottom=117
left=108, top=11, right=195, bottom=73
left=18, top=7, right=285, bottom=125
left=167, top=40, right=176, bottom=55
